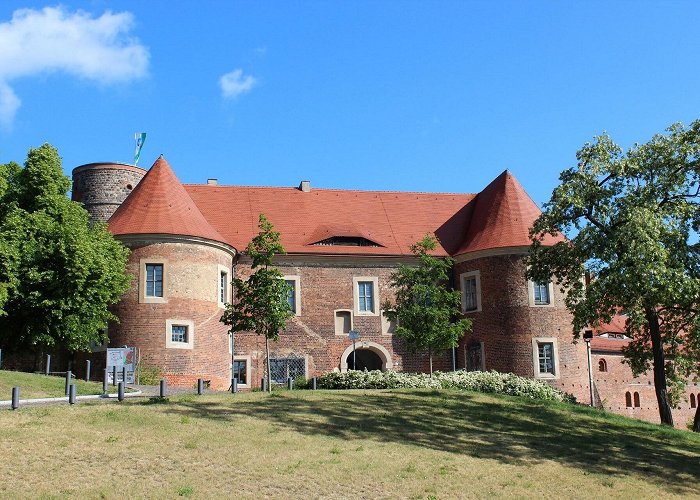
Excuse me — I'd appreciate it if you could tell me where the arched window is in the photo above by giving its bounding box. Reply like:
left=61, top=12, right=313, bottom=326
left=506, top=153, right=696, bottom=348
left=633, top=392, right=641, bottom=408
left=598, top=359, right=607, bottom=372
left=691, top=394, right=697, bottom=409
left=625, top=392, right=632, bottom=407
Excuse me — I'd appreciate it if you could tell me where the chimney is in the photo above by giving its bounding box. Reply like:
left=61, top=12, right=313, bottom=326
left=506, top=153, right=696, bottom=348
left=299, top=180, right=310, bottom=192
left=207, top=178, right=218, bottom=186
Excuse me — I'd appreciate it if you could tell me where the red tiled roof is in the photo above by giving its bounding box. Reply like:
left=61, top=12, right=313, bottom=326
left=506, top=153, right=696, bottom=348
left=108, top=156, right=228, bottom=245
left=591, top=336, right=630, bottom=353
left=456, top=170, right=563, bottom=255
left=185, top=185, right=475, bottom=256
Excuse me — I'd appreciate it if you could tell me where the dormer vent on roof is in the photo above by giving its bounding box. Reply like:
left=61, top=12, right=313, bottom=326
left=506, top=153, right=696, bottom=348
left=299, top=180, right=310, bottom=192
left=311, top=236, right=382, bottom=247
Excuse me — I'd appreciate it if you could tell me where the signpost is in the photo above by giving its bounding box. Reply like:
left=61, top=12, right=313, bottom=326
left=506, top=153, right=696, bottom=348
left=348, top=330, right=360, bottom=370
left=106, top=347, right=135, bottom=384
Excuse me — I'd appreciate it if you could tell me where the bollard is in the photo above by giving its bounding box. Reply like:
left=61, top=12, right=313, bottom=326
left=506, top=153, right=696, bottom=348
left=121, top=366, right=127, bottom=386
left=65, top=370, right=72, bottom=396
left=112, top=366, right=117, bottom=386
left=0, top=348, right=3, bottom=369
left=69, top=384, right=76, bottom=405
left=287, top=377, right=293, bottom=390
left=197, top=378, right=204, bottom=395
left=233, top=378, right=238, bottom=394
left=11, top=386, right=19, bottom=410
left=261, top=377, right=267, bottom=392
left=45, top=354, right=51, bottom=375
left=118, top=382, right=124, bottom=402
left=159, top=379, right=167, bottom=398
left=85, top=360, right=91, bottom=382
left=103, top=369, right=109, bottom=395
left=312, top=377, right=317, bottom=390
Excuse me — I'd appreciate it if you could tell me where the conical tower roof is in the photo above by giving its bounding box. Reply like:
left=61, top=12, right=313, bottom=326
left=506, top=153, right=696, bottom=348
left=108, top=156, right=228, bottom=245
left=456, top=170, right=562, bottom=255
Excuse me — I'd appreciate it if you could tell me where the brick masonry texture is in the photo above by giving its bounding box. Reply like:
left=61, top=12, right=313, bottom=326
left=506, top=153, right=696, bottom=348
left=72, top=163, right=146, bottom=222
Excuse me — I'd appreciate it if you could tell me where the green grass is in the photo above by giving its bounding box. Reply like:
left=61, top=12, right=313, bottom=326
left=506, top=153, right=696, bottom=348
left=0, top=369, right=107, bottom=399
left=0, top=389, right=698, bottom=499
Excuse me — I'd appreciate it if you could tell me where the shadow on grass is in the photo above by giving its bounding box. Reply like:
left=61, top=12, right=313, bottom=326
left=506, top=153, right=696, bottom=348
left=159, top=390, right=699, bottom=494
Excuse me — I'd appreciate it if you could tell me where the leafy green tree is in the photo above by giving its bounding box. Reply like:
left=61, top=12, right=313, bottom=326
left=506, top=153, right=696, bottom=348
left=0, top=144, right=130, bottom=356
left=220, top=214, right=292, bottom=392
left=527, top=121, right=700, bottom=427
left=383, top=234, right=471, bottom=374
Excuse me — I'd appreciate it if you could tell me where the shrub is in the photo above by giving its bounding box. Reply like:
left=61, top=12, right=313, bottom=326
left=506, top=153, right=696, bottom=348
left=137, top=364, right=161, bottom=385
left=316, top=369, right=574, bottom=403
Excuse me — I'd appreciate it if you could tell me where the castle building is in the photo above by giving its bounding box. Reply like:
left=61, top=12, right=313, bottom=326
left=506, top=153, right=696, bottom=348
left=72, top=157, right=699, bottom=428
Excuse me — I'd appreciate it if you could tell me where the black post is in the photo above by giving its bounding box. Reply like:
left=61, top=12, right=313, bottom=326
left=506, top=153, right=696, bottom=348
left=233, top=378, right=238, bottom=393
left=69, top=384, right=76, bottom=405
left=85, top=360, right=91, bottom=382
left=65, top=370, right=72, bottom=396
left=45, top=354, right=51, bottom=375
left=103, top=369, right=108, bottom=395
left=261, top=377, right=268, bottom=392
left=159, top=379, right=167, bottom=398
left=287, top=377, right=293, bottom=390
left=117, top=382, right=124, bottom=402
left=0, top=348, right=3, bottom=370
left=312, top=377, right=317, bottom=390
left=11, top=387, right=19, bottom=410
left=121, top=366, right=127, bottom=386
left=112, top=366, right=117, bottom=386
left=197, top=378, right=204, bottom=395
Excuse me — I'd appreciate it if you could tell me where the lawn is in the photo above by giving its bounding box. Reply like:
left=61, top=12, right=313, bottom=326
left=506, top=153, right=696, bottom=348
left=0, top=370, right=107, bottom=399
left=0, top=389, right=698, bottom=499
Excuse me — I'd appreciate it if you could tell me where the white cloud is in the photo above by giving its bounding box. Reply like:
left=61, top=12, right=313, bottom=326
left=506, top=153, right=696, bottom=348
left=219, top=69, right=257, bottom=99
left=0, top=6, right=149, bottom=128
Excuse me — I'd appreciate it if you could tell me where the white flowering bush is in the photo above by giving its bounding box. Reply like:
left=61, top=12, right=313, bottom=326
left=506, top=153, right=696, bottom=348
left=316, top=369, right=574, bottom=403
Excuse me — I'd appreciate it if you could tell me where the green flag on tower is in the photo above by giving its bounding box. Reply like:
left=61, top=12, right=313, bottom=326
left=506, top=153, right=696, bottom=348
left=134, top=132, right=147, bottom=164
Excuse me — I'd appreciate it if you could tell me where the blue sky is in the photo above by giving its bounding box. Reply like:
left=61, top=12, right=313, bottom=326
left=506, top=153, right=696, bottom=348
left=0, top=1, right=699, bottom=205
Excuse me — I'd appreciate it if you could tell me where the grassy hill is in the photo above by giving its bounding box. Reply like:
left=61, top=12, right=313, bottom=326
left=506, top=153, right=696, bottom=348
left=0, top=386, right=698, bottom=499
left=0, top=369, right=107, bottom=399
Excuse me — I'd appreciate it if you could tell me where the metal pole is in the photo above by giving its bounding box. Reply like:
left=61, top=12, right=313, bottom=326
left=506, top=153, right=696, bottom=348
left=65, top=370, right=72, bottom=396
left=160, top=379, right=167, bottom=398
left=197, top=378, right=204, bottom=395
left=0, top=348, right=3, bottom=369
left=103, top=369, right=108, bottom=395
left=121, top=366, right=127, bottom=386
left=45, top=354, right=51, bottom=375
left=452, top=346, right=456, bottom=371
left=112, top=366, right=117, bottom=386
left=69, top=384, right=76, bottom=405
left=287, top=377, right=293, bottom=390
left=586, top=340, right=594, bottom=407
left=312, top=377, right=317, bottom=390
left=232, top=378, right=238, bottom=393
left=85, top=360, right=91, bottom=382
left=117, top=382, right=124, bottom=402
left=352, top=339, right=356, bottom=370
left=11, top=386, right=19, bottom=410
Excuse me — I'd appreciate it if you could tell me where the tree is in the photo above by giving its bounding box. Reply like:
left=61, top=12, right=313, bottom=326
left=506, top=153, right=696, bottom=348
left=220, top=214, right=292, bottom=392
left=527, top=121, right=700, bottom=427
left=0, top=144, right=130, bottom=356
left=383, top=234, right=471, bottom=374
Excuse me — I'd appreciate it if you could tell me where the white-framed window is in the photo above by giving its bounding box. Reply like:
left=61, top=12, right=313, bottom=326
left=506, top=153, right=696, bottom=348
left=532, top=337, right=559, bottom=379
left=232, top=356, right=251, bottom=387
left=166, top=319, right=194, bottom=350
left=283, top=275, right=301, bottom=316
left=460, top=270, right=481, bottom=313
left=140, top=258, right=167, bottom=304
left=381, top=310, right=397, bottom=335
left=528, top=279, right=554, bottom=307
left=353, top=277, right=379, bottom=316
left=335, top=309, right=353, bottom=335
left=218, top=265, right=229, bottom=308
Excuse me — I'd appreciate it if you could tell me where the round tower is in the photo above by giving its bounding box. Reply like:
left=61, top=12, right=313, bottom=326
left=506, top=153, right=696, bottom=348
left=72, top=163, right=147, bottom=222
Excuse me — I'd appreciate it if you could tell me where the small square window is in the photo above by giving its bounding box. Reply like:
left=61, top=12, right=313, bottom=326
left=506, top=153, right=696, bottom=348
left=534, top=282, right=550, bottom=305
left=171, top=325, right=188, bottom=343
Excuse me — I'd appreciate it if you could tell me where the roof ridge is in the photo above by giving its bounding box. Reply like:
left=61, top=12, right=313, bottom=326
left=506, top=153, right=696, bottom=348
left=183, top=183, right=476, bottom=196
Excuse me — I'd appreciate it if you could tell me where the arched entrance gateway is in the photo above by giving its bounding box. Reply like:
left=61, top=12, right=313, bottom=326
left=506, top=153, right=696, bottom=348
left=340, top=341, right=392, bottom=372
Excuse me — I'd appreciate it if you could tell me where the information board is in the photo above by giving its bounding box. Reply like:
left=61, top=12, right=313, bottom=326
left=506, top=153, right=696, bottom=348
left=106, top=347, right=136, bottom=384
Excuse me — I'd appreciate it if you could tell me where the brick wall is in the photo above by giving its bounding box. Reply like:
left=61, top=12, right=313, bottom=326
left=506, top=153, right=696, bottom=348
left=71, top=163, right=146, bottom=222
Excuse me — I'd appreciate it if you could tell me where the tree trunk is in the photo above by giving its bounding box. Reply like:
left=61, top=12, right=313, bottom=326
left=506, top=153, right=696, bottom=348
left=265, top=335, right=272, bottom=393
left=645, top=306, right=674, bottom=426
left=693, top=404, right=700, bottom=432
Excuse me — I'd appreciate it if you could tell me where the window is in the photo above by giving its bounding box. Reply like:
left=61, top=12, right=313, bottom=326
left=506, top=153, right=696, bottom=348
left=335, top=310, right=352, bottom=335
left=466, top=342, right=485, bottom=372
left=353, top=277, right=378, bottom=316
left=358, top=282, right=374, bottom=312
left=233, top=360, right=247, bottom=385
left=598, top=359, right=607, bottom=372
left=171, top=325, right=188, bottom=343
left=269, top=357, right=306, bottom=383
left=625, top=392, right=632, bottom=407
left=166, top=319, right=194, bottom=349
left=283, top=275, right=301, bottom=315
left=532, top=338, right=558, bottom=378
left=220, top=271, right=228, bottom=304
left=146, top=264, right=163, bottom=297
left=460, top=271, right=481, bottom=313
left=533, top=282, right=550, bottom=305
left=633, top=392, right=640, bottom=408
